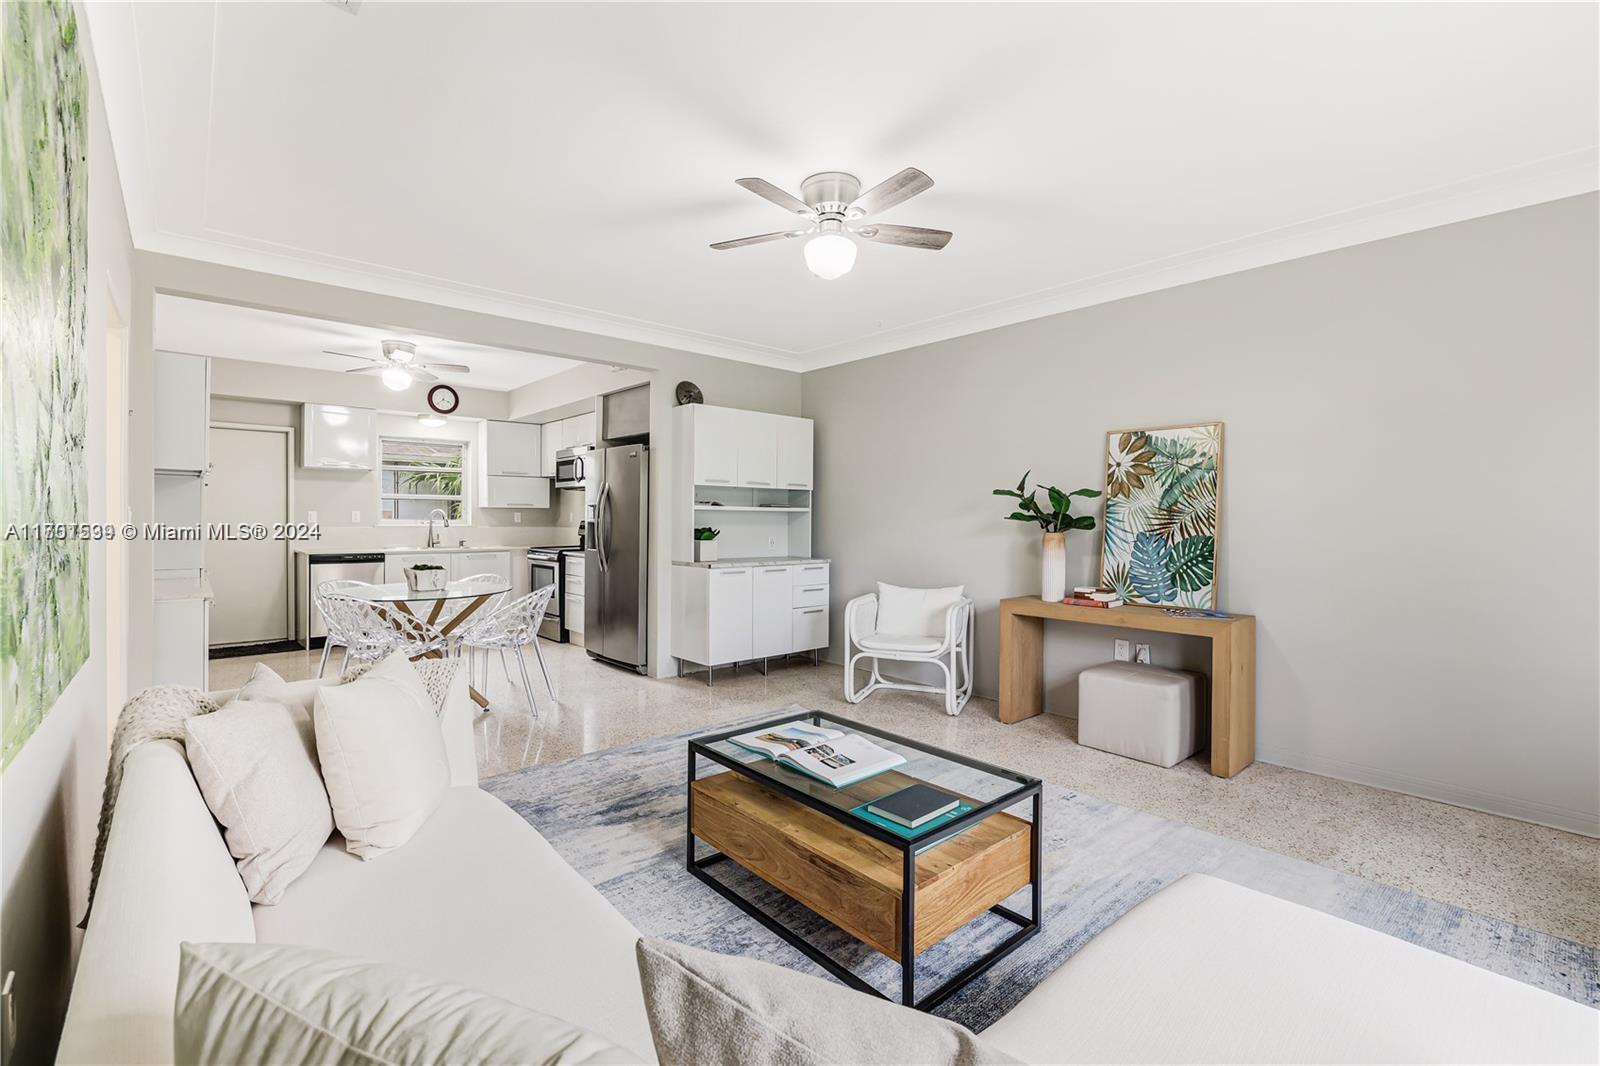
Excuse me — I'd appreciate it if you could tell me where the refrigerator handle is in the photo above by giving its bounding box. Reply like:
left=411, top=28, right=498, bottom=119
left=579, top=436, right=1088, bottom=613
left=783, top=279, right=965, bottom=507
left=597, top=483, right=611, bottom=573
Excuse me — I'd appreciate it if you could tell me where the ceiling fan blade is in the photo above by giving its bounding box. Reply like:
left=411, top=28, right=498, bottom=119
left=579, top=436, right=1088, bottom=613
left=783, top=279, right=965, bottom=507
left=849, top=168, right=933, bottom=216
left=410, top=368, right=439, bottom=383
left=344, top=365, right=382, bottom=374
left=855, top=223, right=953, bottom=250
left=734, top=178, right=814, bottom=217
left=710, top=229, right=807, bottom=251
left=413, top=362, right=470, bottom=373
left=324, top=349, right=378, bottom=362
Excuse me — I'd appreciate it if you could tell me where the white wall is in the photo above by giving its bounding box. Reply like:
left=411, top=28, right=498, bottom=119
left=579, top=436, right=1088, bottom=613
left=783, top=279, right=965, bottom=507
left=1, top=18, right=136, bottom=1059
left=508, top=361, right=651, bottom=423
left=802, top=195, right=1599, bottom=836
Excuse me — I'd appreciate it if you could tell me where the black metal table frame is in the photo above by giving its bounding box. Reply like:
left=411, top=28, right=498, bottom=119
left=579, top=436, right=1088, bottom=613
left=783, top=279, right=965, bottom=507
left=686, top=710, right=1043, bottom=1012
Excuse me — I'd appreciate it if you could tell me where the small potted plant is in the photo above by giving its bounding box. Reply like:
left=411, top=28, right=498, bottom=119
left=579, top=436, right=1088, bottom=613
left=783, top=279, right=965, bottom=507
left=403, top=562, right=448, bottom=593
left=694, top=527, right=721, bottom=562
left=994, top=471, right=1101, bottom=601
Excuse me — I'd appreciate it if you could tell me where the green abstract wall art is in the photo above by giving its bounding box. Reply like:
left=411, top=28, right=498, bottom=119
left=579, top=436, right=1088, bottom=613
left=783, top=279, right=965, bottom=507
left=1100, top=422, right=1223, bottom=609
left=1, top=0, right=89, bottom=770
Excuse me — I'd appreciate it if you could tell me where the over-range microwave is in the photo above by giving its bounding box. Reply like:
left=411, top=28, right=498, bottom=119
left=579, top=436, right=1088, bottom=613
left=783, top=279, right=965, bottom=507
left=555, top=445, right=592, bottom=489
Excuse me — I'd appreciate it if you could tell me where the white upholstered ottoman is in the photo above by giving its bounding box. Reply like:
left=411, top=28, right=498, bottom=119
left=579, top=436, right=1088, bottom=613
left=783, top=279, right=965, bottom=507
left=1078, top=662, right=1202, bottom=767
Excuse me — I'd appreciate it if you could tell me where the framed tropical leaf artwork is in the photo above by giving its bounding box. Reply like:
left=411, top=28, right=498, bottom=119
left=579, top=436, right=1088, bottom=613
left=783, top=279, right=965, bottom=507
left=1099, top=422, right=1223, bottom=609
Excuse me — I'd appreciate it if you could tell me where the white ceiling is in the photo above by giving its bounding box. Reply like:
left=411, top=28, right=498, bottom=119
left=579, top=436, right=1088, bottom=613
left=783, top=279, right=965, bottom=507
left=154, top=295, right=582, bottom=392
left=91, top=3, right=1598, bottom=371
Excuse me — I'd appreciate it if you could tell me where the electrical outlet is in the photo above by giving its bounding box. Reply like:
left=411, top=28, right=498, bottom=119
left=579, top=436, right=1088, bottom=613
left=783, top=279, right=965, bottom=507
left=350, top=510, right=360, bottom=523
left=767, top=536, right=777, bottom=549
left=1135, top=643, right=1152, bottom=664
left=1114, top=639, right=1131, bottom=662
left=306, top=510, right=318, bottom=524
left=513, top=511, right=522, bottom=523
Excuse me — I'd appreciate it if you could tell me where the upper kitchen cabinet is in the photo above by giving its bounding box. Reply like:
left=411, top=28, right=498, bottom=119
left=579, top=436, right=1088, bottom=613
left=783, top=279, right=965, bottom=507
left=154, top=351, right=210, bottom=473
left=479, top=419, right=542, bottom=477
left=567, top=410, right=597, bottom=449
left=735, top=410, right=778, bottom=488
left=689, top=404, right=738, bottom=486
left=540, top=422, right=559, bottom=477
left=776, top=416, right=814, bottom=490
left=301, top=403, right=375, bottom=470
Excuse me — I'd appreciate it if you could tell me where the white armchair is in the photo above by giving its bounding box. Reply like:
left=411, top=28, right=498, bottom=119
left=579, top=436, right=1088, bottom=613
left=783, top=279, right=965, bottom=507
left=844, top=583, right=974, bottom=715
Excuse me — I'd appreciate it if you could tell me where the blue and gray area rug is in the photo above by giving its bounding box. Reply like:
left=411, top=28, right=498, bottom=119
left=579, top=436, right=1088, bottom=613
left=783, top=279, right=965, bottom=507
left=483, top=715, right=1599, bottom=1031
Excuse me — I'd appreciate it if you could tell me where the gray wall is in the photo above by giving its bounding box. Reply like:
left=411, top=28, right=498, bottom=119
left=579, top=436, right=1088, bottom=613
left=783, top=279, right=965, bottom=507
left=802, top=195, right=1599, bottom=836
left=1, top=24, right=135, bottom=1061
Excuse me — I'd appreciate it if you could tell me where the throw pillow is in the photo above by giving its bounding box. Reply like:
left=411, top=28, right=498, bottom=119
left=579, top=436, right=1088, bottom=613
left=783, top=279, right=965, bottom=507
left=314, top=651, right=449, bottom=859
left=232, top=661, right=302, bottom=709
left=634, top=937, right=1019, bottom=1066
left=183, top=699, right=333, bottom=904
left=175, top=942, right=636, bottom=1066
left=876, top=583, right=966, bottom=639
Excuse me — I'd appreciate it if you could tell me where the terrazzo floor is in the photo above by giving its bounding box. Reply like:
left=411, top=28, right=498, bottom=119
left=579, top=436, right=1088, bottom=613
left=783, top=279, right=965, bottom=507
left=214, top=641, right=1600, bottom=948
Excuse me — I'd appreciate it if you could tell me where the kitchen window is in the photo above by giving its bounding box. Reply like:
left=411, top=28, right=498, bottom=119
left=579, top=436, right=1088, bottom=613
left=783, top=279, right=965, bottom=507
left=379, top=437, right=468, bottom=522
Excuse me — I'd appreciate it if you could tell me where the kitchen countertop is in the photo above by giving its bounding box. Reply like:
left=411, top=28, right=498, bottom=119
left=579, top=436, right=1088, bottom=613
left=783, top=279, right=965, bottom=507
left=155, top=575, right=213, bottom=602
left=294, top=545, right=532, bottom=557
left=673, top=556, right=830, bottom=569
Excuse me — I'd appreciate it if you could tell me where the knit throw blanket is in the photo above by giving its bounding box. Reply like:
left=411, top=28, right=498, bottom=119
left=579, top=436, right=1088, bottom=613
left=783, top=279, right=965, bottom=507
left=79, top=685, right=220, bottom=928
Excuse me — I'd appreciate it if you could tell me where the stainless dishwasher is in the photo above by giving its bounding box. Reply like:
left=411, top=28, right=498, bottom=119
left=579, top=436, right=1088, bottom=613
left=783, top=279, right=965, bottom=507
left=297, top=552, right=386, bottom=647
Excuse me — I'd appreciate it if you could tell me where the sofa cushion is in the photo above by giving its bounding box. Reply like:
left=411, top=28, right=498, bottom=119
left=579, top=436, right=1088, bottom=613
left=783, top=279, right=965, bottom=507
left=875, top=583, right=964, bottom=639
left=981, top=873, right=1600, bottom=1064
left=313, top=651, right=449, bottom=859
left=183, top=699, right=333, bottom=904
left=175, top=941, right=634, bottom=1065
left=251, top=787, right=657, bottom=1061
left=635, top=936, right=1017, bottom=1066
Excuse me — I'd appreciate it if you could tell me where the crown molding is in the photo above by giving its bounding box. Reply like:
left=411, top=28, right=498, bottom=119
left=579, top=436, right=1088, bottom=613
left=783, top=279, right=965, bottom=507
left=794, top=148, right=1600, bottom=371
left=134, top=228, right=807, bottom=373
left=130, top=149, right=1596, bottom=378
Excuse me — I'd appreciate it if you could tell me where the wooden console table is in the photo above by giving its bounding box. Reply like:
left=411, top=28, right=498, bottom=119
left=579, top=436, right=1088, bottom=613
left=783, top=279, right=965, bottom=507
left=998, top=597, right=1256, bottom=777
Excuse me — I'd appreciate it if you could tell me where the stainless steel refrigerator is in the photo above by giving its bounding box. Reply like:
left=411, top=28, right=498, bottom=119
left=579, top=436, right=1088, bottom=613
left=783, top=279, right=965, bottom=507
left=583, top=444, right=649, bottom=672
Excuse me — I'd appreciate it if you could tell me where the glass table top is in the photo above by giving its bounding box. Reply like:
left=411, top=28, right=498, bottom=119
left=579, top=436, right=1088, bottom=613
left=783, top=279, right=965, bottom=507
left=692, top=708, right=1040, bottom=842
left=335, top=578, right=511, bottom=603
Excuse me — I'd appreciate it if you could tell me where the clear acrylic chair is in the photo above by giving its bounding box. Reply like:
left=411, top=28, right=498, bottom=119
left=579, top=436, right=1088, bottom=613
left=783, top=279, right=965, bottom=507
left=315, top=579, right=382, bottom=678
left=435, top=573, right=508, bottom=629
left=343, top=599, right=452, bottom=675
left=455, top=584, right=556, bottom=713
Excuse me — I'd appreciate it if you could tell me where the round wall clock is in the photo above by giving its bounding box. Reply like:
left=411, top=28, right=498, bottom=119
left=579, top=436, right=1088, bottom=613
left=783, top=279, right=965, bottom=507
left=674, top=380, right=704, bottom=406
left=426, top=384, right=460, bottom=415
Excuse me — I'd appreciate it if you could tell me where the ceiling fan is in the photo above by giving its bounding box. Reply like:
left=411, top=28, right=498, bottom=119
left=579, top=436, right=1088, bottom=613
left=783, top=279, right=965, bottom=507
left=322, top=339, right=470, bottom=391
left=710, top=168, right=952, bottom=280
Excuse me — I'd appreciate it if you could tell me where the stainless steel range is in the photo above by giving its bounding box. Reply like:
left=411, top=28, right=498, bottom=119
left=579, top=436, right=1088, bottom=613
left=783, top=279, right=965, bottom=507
left=527, top=544, right=582, bottom=642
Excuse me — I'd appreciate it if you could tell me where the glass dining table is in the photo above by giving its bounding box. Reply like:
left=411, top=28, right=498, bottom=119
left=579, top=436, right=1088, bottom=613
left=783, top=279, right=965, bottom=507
left=339, top=578, right=512, bottom=707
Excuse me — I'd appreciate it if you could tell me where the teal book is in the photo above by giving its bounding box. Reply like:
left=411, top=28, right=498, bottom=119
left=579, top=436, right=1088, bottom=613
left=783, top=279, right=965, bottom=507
left=849, top=800, right=977, bottom=846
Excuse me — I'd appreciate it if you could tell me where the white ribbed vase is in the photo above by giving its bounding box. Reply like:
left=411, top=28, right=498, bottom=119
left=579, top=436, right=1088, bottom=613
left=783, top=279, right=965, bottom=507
left=1041, top=531, right=1067, bottom=602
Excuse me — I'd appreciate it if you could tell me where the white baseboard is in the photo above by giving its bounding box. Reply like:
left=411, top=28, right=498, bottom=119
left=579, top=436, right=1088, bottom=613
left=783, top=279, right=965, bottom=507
left=1257, top=744, right=1600, bottom=839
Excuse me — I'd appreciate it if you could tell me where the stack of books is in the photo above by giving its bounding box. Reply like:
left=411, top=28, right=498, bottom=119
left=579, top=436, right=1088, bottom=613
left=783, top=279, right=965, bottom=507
left=1064, top=586, right=1124, bottom=608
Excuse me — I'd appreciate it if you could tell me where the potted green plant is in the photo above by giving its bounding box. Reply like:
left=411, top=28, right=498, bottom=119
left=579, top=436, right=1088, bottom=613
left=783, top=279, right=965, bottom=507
left=403, top=561, right=448, bottom=593
left=994, top=471, right=1101, bottom=601
left=694, top=527, right=721, bottom=563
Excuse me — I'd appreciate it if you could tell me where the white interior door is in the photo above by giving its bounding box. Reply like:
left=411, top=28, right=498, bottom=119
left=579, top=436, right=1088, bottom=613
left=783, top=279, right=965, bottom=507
left=206, top=426, right=290, bottom=646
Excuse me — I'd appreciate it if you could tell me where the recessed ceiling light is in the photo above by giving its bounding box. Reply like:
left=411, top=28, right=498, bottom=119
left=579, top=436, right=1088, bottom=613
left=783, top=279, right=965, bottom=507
left=417, top=413, right=446, bottom=428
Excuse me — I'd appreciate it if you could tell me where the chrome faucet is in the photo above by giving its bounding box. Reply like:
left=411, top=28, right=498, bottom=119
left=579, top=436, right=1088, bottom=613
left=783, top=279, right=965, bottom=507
left=426, top=507, right=449, bottom=548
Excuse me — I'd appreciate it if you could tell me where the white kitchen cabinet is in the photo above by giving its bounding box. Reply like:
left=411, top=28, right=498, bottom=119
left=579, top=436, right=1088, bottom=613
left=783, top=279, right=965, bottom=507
left=793, top=605, right=829, bottom=653
left=540, top=422, right=559, bottom=477
left=570, top=410, right=597, bottom=448
left=153, top=597, right=208, bottom=688
left=479, top=419, right=542, bottom=477
left=690, top=405, right=738, bottom=486
left=301, top=403, right=375, bottom=470
left=735, top=410, right=778, bottom=488
left=155, top=352, right=210, bottom=473
left=707, top=567, right=754, bottom=664
left=752, top=565, right=793, bottom=658
left=482, top=474, right=550, bottom=509
left=384, top=552, right=453, bottom=583
left=776, top=416, right=814, bottom=490
left=448, top=551, right=512, bottom=583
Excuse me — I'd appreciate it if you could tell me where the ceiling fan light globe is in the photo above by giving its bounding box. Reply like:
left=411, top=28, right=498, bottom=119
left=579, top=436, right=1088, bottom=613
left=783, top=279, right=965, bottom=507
left=381, top=366, right=413, bottom=391
left=804, top=233, right=856, bottom=280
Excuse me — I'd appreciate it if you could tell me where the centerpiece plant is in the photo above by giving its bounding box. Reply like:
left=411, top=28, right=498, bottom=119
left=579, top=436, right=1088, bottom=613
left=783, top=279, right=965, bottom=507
left=694, top=526, right=721, bottom=563
left=993, top=471, right=1101, bottom=601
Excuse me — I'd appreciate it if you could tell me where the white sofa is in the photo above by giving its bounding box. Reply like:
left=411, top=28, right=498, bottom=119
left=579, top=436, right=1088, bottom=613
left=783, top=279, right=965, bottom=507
left=58, top=677, right=1599, bottom=1064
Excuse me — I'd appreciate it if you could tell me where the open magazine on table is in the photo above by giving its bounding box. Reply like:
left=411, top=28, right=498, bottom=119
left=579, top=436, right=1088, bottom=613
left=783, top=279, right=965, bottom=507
left=728, top=720, right=906, bottom=789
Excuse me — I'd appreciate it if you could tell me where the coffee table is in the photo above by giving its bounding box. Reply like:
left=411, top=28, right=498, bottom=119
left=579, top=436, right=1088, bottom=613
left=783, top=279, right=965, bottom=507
left=686, top=709, right=1042, bottom=1012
